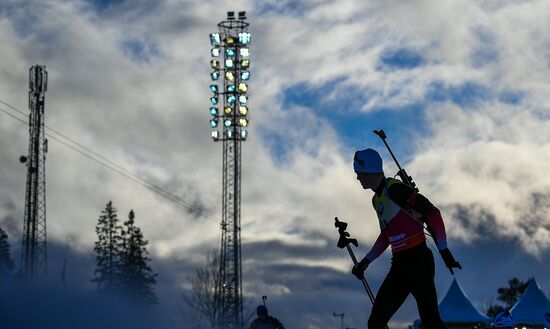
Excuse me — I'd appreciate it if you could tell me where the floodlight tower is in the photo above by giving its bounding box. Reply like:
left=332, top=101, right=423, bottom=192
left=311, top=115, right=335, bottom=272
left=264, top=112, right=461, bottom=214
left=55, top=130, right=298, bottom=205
left=208, top=11, right=251, bottom=329
left=20, top=65, right=48, bottom=282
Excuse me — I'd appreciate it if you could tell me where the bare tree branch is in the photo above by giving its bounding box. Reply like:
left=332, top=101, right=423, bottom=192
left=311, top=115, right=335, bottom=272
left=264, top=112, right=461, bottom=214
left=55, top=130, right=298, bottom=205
left=181, top=250, right=222, bottom=329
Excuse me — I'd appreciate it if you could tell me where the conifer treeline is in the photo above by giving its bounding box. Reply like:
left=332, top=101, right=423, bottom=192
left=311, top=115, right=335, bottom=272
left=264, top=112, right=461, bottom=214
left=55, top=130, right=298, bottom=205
left=92, top=201, right=158, bottom=306
left=0, top=226, right=15, bottom=273
left=0, top=201, right=157, bottom=306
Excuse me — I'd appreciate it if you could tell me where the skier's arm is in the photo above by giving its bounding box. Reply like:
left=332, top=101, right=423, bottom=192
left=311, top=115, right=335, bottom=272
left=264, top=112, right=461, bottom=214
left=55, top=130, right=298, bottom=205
left=389, top=182, right=461, bottom=274
left=406, top=192, right=447, bottom=250
left=353, top=232, right=389, bottom=279
left=388, top=183, right=447, bottom=250
left=406, top=190, right=462, bottom=273
left=363, top=231, right=389, bottom=263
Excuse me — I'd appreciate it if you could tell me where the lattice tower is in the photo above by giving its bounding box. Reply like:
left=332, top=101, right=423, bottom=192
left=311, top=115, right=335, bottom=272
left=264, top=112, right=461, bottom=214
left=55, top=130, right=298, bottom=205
left=208, top=12, right=251, bottom=329
left=21, top=65, right=48, bottom=282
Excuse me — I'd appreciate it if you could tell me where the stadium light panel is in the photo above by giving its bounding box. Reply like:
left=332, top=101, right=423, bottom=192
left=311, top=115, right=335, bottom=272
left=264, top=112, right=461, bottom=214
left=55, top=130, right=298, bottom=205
left=227, top=95, right=236, bottom=103
left=211, top=130, right=219, bottom=139
left=238, top=32, right=251, bottom=44
left=239, top=48, right=249, bottom=57
left=210, top=96, right=218, bottom=105
left=240, top=130, right=248, bottom=138
left=225, top=71, right=235, bottom=81
left=239, top=118, right=248, bottom=127
left=224, top=107, right=233, bottom=115
left=211, top=47, right=220, bottom=57
left=237, top=82, right=248, bottom=93
left=210, top=33, right=221, bottom=46
left=241, top=59, right=250, bottom=68
left=210, top=59, right=220, bottom=69
left=239, top=106, right=248, bottom=115
left=225, top=36, right=235, bottom=45
left=211, top=71, right=219, bottom=81
left=227, top=84, right=236, bottom=93
left=224, top=119, right=232, bottom=127
left=225, top=59, right=234, bottom=68
left=210, top=84, right=218, bottom=93
left=210, top=119, right=218, bottom=128
left=241, top=71, right=250, bottom=80
left=226, top=49, right=235, bottom=57
left=227, top=130, right=234, bottom=138
left=210, top=107, right=218, bottom=116
left=238, top=95, right=247, bottom=104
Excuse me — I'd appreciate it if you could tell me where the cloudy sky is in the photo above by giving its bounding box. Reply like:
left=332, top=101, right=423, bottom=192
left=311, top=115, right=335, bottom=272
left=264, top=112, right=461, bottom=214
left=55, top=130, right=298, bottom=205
left=1, top=0, right=550, bottom=328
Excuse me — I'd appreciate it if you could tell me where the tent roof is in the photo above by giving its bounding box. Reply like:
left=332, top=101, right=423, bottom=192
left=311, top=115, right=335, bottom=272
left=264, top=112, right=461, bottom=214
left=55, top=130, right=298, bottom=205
left=510, top=278, right=550, bottom=325
left=438, top=278, right=491, bottom=324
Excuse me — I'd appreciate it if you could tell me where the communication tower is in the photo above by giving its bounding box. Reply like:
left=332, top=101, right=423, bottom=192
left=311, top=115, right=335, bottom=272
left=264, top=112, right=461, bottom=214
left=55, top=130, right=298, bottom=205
left=20, top=65, right=48, bottom=282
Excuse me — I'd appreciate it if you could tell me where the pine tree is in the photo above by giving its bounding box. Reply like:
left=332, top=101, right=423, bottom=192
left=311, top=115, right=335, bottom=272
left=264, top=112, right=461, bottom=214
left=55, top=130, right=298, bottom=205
left=92, top=201, right=124, bottom=293
left=120, top=210, right=158, bottom=306
left=0, top=226, right=15, bottom=274
left=486, top=277, right=530, bottom=317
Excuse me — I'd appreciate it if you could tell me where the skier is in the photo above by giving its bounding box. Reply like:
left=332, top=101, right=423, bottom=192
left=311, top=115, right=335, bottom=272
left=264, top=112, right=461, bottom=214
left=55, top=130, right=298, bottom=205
left=350, top=148, right=462, bottom=329
left=249, top=305, right=285, bottom=329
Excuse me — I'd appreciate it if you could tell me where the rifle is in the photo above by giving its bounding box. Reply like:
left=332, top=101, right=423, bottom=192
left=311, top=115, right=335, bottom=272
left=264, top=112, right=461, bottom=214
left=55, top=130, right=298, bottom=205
left=373, top=129, right=418, bottom=192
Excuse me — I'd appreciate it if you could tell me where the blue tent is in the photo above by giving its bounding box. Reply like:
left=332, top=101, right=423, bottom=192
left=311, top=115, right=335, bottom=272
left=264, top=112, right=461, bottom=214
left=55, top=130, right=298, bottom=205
left=510, top=278, right=550, bottom=326
left=413, top=279, right=490, bottom=328
left=438, top=278, right=491, bottom=325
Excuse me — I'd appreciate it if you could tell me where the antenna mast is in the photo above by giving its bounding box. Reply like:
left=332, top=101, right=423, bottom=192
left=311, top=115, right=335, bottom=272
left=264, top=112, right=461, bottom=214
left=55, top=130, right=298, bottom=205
left=20, top=65, right=48, bottom=283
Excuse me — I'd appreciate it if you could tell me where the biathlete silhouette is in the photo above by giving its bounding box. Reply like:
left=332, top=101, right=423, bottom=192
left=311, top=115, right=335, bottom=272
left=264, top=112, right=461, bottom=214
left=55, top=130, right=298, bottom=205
left=335, top=130, right=462, bottom=329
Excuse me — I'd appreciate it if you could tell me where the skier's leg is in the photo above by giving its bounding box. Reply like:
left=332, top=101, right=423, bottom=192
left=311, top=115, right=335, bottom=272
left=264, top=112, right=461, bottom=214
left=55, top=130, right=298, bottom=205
left=367, top=264, right=411, bottom=329
left=411, top=246, right=446, bottom=329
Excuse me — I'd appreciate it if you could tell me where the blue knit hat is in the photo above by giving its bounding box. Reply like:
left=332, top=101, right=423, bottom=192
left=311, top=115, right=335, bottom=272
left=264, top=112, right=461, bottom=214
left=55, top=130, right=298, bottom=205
left=353, top=148, right=383, bottom=173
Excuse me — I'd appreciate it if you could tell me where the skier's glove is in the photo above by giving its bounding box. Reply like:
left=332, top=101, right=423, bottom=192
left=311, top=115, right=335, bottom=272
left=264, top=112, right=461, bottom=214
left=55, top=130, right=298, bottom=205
left=351, top=258, right=370, bottom=280
left=440, top=248, right=462, bottom=274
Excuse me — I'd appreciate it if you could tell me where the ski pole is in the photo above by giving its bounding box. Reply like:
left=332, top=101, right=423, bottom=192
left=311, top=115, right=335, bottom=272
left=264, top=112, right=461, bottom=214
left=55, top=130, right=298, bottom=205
left=346, top=242, right=377, bottom=305
left=334, top=217, right=376, bottom=304
left=334, top=217, right=390, bottom=329
left=373, top=129, right=418, bottom=192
